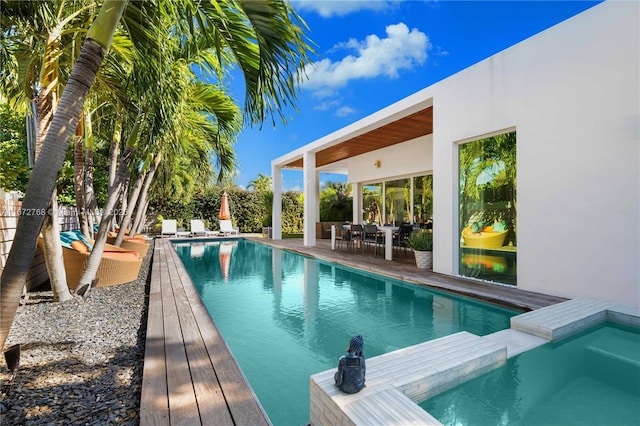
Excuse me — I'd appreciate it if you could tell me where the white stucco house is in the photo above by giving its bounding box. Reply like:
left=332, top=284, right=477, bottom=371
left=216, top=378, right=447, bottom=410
left=271, top=1, right=639, bottom=307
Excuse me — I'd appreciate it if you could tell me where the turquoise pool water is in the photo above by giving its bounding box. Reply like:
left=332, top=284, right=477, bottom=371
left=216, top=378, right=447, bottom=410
left=421, top=322, right=640, bottom=425
left=175, top=239, right=517, bottom=426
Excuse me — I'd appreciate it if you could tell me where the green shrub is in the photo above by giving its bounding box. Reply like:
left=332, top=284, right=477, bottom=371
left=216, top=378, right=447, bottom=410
left=408, top=231, right=433, bottom=251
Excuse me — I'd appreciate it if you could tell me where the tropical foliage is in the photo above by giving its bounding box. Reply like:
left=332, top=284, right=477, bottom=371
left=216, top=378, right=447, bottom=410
left=459, top=131, right=517, bottom=244
left=0, top=104, right=30, bottom=191
left=319, top=181, right=352, bottom=221
left=155, top=184, right=304, bottom=235
left=0, top=0, right=313, bottom=350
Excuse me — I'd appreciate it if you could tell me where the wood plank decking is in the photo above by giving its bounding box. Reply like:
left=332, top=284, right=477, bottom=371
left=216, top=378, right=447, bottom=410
left=140, top=238, right=270, bottom=425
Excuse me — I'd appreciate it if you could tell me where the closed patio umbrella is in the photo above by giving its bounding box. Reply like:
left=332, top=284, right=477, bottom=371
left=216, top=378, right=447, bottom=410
left=219, top=242, right=233, bottom=280
left=219, top=191, right=231, bottom=220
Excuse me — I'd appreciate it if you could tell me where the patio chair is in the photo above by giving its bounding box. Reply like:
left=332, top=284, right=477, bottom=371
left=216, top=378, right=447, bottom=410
left=393, top=224, right=414, bottom=257
left=190, top=219, right=219, bottom=237
left=362, top=224, right=384, bottom=256
left=350, top=224, right=364, bottom=252
left=43, top=230, right=142, bottom=290
left=161, top=219, right=190, bottom=237
left=106, top=233, right=150, bottom=257
left=336, top=225, right=353, bottom=251
left=219, top=219, right=239, bottom=236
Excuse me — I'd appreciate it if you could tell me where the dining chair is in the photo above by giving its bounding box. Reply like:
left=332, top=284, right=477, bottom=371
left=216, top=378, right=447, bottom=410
left=362, top=224, right=383, bottom=256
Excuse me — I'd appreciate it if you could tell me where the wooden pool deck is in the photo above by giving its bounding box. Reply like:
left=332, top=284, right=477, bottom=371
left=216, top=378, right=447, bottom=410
left=140, top=238, right=270, bottom=426
left=140, top=236, right=567, bottom=425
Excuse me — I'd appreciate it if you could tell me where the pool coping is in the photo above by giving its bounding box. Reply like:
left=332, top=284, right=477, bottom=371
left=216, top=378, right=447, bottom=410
left=309, top=298, right=640, bottom=425
left=140, top=238, right=271, bottom=426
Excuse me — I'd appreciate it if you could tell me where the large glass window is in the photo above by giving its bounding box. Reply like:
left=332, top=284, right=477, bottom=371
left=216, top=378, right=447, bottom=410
left=362, top=183, right=383, bottom=224
left=385, top=178, right=410, bottom=226
left=459, top=131, right=517, bottom=285
left=413, top=175, right=433, bottom=228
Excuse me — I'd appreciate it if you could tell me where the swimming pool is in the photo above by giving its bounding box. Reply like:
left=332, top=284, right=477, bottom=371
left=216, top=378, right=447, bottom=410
left=420, top=322, right=640, bottom=425
left=175, top=239, right=518, bottom=426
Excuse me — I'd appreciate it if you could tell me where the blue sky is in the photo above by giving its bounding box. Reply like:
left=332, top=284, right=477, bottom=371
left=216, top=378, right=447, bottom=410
left=229, top=0, right=601, bottom=190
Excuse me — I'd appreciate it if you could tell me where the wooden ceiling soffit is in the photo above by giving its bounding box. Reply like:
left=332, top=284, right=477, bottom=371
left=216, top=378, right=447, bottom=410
left=283, top=107, right=432, bottom=169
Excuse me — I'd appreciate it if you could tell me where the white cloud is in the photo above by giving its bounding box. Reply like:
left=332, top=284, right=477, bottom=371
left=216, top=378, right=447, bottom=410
left=303, top=23, right=428, bottom=94
left=293, top=0, right=393, bottom=17
left=313, top=99, right=343, bottom=111
left=335, top=106, right=357, bottom=117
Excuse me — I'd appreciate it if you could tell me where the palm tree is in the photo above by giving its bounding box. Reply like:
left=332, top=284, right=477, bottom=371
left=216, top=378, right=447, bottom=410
left=1, top=0, right=312, bottom=353
left=320, top=181, right=353, bottom=222
left=1, top=0, right=127, bottom=351
left=1, top=0, right=99, bottom=303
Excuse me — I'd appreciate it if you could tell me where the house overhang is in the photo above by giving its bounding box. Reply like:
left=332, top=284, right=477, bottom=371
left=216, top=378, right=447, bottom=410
left=272, top=96, right=433, bottom=174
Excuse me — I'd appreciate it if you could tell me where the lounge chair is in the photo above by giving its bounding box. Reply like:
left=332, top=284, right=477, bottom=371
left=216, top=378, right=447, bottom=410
left=42, top=230, right=142, bottom=290
left=219, top=219, right=239, bottom=236
left=106, top=233, right=150, bottom=257
left=190, top=219, right=219, bottom=237
left=161, top=219, right=190, bottom=237
left=461, top=226, right=508, bottom=249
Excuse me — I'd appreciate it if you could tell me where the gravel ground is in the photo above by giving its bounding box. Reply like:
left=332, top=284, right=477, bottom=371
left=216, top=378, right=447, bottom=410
left=0, top=240, right=153, bottom=425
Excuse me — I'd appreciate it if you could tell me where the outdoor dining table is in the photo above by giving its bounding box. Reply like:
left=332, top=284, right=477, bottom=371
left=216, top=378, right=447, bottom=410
left=377, top=225, right=399, bottom=260
left=331, top=224, right=398, bottom=260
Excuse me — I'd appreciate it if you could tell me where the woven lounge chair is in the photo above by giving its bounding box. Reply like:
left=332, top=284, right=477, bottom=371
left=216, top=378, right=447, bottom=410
left=41, top=231, right=142, bottom=290
left=461, top=226, right=508, bottom=249
left=106, top=233, right=150, bottom=257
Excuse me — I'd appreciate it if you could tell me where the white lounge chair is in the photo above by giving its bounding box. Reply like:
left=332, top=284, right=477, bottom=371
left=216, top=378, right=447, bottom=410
left=190, top=219, right=218, bottom=237
left=161, top=219, right=190, bottom=237
left=161, top=219, right=177, bottom=237
left=219, top=219, right=239, bottom=236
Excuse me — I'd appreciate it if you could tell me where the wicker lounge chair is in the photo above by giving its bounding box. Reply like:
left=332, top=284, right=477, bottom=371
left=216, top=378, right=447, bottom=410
left=106, top=233, right=150, bottom=257
left=40, top=234, right=142, bottom=290
left=461, top=226, right=508, bottom=249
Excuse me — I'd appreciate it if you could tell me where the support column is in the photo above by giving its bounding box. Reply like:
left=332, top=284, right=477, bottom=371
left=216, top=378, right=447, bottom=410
left=271, top=164, right=283, bottom=240
left=303, top=151, right=317, bottom=246
left=352, top=182, right=362, bottom=224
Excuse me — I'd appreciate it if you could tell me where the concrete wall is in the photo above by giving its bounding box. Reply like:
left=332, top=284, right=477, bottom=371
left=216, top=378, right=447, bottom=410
left=347, top=135, right=433, bottom=184
left=430, top=1, right=639, bottom=305
left=275, top=1, right=639, bottom=307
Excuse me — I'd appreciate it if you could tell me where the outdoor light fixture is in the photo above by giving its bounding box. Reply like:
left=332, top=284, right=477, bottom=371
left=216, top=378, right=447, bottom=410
left=374, top=160, right=381, bottom=168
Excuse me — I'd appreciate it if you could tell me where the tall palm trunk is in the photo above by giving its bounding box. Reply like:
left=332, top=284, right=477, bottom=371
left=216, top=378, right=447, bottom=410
left=84, top=145, right=97, bottom=237
left=109, top=117, right=122, bottom=189
left=83, top=111, right=99, bottom=237
left=40, top=192, right=72, bottom=302
left=1, top=0, right=128, bottom=351
left=77, top=144, right=136, bottom=287
left=130, top=153, right=160, bottom=236
left=78, top=112, right=142, bottom=285
left=35, top=29, right=72, bottom=303
left=74, top=115, right=90, bottom=237
left=117, top=177, right=130, bottom=230
left=113, top=169, right=146, bottom=246
left=132, top=198, right=150, bottom=236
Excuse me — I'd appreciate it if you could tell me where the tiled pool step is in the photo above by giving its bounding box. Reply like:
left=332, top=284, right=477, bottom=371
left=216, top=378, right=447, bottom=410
left=310, top=332, right=506, bottom=425
left=310, top=299, right=640, bottom=425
